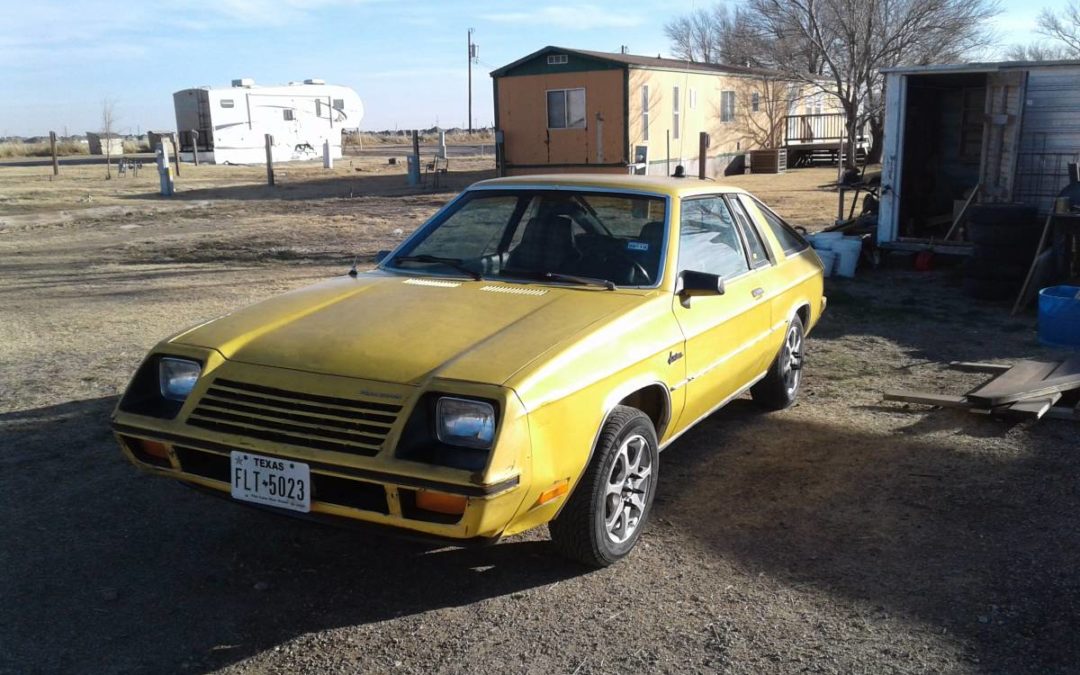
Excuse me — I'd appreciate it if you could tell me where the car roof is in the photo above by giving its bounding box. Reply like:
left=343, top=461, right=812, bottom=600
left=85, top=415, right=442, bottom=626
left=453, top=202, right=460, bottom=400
left=470, top=174, right=749, bottom=198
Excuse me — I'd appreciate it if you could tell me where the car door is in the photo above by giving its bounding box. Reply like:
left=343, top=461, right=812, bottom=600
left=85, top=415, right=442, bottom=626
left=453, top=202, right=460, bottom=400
left=737, top=193, right=819, bottom=346
left=671, top=195, right=772, bottom=429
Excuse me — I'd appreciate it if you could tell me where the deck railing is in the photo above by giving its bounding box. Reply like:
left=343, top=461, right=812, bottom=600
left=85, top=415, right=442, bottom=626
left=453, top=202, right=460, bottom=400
left=784, top=113, right=856, bottom=145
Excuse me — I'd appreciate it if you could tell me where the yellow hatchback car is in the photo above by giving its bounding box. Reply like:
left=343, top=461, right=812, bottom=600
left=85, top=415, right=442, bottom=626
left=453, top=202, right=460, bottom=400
left=113, top=174, right=825, bottom=567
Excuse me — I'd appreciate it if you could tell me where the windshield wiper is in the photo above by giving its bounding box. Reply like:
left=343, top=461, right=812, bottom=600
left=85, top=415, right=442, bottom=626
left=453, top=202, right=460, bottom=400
left=393, top=254, right=482, bottom=281
left=543, top=272, right=617, bottom=291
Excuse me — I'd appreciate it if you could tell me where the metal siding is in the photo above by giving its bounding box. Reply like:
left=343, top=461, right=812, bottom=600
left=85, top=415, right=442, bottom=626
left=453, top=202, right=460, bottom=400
left=1019, top=67, right=1080, bottom=153
left=1017, top=67, right=1080, bottom=212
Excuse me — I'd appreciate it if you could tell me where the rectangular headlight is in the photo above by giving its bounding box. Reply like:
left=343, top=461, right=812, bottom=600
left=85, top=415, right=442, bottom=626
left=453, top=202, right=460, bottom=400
left=159, top=357, right=201, bottom=402
left=435, top=397, right=495, bottom=449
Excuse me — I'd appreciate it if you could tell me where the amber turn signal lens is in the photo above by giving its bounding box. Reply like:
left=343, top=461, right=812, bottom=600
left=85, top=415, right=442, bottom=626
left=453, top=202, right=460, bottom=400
left=536, top=480, right=569, bottom=506
left=415, top=490, right=467, bottom=515
left=136, top=439, right=170, bottom=459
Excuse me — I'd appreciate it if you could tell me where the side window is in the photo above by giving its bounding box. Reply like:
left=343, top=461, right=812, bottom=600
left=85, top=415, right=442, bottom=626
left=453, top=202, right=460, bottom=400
left=739, top=195, right=809, bottom=256
left=727, top=196, right=771, bottom=268
left=678, top=197, right=750, bottom=280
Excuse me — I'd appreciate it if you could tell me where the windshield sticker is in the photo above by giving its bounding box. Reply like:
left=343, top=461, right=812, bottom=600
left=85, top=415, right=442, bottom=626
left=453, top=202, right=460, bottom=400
left=627, top=241, right=649, bottom=252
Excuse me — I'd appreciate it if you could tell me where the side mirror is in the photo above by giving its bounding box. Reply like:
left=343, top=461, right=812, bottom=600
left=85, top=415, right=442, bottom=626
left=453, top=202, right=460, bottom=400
left=677, top=270, right=725, bottom=298
left=374, top=250, right=391, bottom=263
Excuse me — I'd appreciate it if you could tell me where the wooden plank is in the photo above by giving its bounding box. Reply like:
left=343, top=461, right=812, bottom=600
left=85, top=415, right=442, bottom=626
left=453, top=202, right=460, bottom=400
left=969, top=373, right=1080, bottom=407
left=944, top=183, right=981, bottom=241
left=996, top=393, right=1062, bottom=420
left=1011, top=210, right=1058, bottom=315
left=948, top=361, right=1012, bottom=373
left=884, top=392, right=973, bottom=409
left=1044, top=404, right=1080, bottom=422
left=1048, top=355, right=1080, bottom=379
left=967, top=360, right=1061, bottom=401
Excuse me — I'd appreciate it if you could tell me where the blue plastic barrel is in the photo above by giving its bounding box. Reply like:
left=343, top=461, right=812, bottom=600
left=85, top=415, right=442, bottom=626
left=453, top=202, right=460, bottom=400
left=1038, top=286, right=1080, bottom=349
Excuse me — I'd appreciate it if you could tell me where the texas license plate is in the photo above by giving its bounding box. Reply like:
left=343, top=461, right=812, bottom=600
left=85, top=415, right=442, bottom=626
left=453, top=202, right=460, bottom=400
left=230, top=451, right=310, bottom=513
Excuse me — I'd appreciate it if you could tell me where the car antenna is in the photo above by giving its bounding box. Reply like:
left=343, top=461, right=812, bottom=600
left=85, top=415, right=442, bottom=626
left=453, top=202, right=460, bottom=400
left=348, top=256, right=358, bottom=277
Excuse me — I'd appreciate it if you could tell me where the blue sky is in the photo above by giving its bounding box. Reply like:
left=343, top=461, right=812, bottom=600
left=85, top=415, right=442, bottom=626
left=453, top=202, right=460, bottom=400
left=0, top=0, right=1063, bottom=137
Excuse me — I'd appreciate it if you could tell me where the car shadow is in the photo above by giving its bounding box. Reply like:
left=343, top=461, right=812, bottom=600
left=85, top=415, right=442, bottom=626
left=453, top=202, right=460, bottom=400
left=0, top=396, right=584, bottom=673
left=654, top=398, right=1080, bottom=673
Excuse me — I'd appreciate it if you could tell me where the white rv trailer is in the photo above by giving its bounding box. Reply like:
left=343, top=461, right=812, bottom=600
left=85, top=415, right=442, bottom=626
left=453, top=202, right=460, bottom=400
left=172, top=78, right=364, bottom=164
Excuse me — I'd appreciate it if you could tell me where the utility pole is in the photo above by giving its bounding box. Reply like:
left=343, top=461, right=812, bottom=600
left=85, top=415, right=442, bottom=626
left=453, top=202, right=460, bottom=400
left=467, top=28, right=478, bottom=133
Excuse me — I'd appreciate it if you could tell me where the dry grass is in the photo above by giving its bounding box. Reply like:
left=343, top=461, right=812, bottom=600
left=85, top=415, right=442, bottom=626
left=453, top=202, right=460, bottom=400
left=345, top=129, right=496, bottom=147
left=0, top=140, right=89, bottom=158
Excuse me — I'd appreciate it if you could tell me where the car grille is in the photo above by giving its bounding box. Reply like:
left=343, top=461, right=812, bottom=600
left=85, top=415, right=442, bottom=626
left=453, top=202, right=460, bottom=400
left=186, top=378, right=402, bottom=456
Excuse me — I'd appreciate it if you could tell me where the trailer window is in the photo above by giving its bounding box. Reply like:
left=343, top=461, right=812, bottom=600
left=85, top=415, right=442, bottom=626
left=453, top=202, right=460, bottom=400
left=721, top=91, right=736, bottom=122
left=283, top=109, right=295, bottom=121
left=547, top=89, right=586, bottom=129
left=333, top=98, right=345, bottom=110
left=220, top=99, right=234, bottom=108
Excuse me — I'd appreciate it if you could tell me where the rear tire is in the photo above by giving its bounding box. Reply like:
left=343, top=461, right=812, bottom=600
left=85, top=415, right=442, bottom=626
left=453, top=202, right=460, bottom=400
left=549, top=406, right=658, bottom=568
left=751, top=315, right=805, bottom=411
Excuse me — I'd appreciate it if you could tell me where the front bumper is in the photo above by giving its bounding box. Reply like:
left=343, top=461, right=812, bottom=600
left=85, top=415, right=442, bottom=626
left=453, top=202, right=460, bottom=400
left=115, top=422, right=526, bottom=541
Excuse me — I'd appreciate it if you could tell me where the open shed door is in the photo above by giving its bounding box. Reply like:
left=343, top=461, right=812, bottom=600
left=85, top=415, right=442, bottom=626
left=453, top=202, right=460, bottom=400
left=979, top=70, right=1028, bottom=202
left=878, top=73, right=907, bottom=244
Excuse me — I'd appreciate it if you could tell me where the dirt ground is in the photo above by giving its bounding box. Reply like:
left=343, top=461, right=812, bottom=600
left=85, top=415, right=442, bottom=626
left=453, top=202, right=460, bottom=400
left=1, top=158, right=1078, bottom=674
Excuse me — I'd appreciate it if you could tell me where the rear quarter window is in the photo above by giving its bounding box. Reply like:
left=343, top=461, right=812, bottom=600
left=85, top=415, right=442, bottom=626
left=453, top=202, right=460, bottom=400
left=740, top=195, right=809, bottom=256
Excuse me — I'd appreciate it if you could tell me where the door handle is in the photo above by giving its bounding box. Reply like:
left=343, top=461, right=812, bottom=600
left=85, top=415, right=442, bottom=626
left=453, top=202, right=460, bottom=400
left=751, top=287, right=765, bottom=298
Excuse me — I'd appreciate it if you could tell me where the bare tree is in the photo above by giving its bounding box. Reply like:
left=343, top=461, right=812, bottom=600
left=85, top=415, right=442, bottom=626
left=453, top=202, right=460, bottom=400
left=101, top=99, right=117, bottom=180
left=1037, top=1, right=1080, bottom=55
left=664, top=3, right=824, bottom=74
left=733, top=0, right=997, bottom=167
left=1004, top=43, right=1075, bottom=61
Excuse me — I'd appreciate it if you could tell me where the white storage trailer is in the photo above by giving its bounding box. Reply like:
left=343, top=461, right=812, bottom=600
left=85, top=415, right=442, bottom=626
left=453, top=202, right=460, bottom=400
left=172, top=79, right=364, bottom=164
left=878, top=60, right=1080, bottom=250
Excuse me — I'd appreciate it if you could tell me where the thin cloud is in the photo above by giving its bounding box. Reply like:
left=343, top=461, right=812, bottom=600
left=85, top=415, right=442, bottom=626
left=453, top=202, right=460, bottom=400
left=482, top=5, right=643, bottom=30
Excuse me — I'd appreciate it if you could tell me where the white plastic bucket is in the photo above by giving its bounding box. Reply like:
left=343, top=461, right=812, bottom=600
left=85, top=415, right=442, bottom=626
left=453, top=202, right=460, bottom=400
left=808, top=232, right=844, bottom=250
left=833, top=237, right=862, bottom=278
left=817, top=250, right=837, bottom=278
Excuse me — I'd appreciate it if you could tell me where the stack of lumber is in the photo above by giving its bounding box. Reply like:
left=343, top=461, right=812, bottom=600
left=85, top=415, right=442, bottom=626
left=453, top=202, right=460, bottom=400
left=885, top=358, right=1080, bottom=422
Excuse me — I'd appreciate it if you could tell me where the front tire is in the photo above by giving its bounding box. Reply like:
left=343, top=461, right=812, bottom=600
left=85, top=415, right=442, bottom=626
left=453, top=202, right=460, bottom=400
left=751, top=315, right=805, bottom=411
left=549, top=406, right=659, bottom=567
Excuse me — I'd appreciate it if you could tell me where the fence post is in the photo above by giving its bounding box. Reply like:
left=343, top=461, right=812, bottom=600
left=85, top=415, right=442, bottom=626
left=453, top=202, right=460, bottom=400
left=698, top=131, right=709, bottom=180
left=407, top=130, right=420, bottom=186
left=171, top=133, right=181, bottom=177
left=49, top=131, right=59, bottom=176
left=265, top=134, right=275, bottom=186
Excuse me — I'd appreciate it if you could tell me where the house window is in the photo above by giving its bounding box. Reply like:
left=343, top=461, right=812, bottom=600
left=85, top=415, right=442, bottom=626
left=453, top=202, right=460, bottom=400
left=547, top=54, right=568, bottom=65
left=547, top=88, right=586, bottom=129
left=283, top=109, right=295, bottom=121
left=673, top=85, right=681, bottom=140
left=333, top=98, right=345, bottom=110
left=721, top=91, right=736, bottom=122
left=641, top=85, right=650, bottom=142
left=751, top=92, right=760, bottom=113
left=220, top=99, right=234, bottom=108
left=689, top=88, right=697, bottom=110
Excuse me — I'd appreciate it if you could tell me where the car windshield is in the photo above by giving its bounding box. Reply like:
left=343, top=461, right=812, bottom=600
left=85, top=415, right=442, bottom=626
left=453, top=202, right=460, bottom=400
left=387, top=189, right=668, bottom=287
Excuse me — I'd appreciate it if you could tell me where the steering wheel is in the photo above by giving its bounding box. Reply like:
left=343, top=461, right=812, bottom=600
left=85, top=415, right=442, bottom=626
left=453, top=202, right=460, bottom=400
left=608, top=248, right=652, bottom=285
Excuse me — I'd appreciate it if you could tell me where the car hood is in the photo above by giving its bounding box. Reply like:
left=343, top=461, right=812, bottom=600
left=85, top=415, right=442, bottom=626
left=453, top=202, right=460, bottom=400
left=171, top=272, right=646, bottom=386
